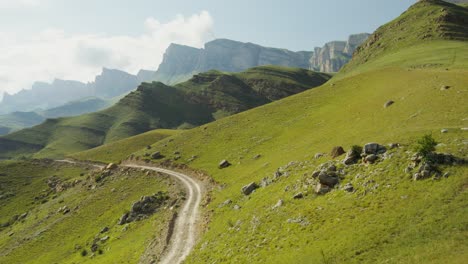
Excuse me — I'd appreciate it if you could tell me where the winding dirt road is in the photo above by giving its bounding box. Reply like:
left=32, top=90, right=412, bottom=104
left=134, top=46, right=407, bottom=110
left=124, top=164, right=202, bottom=264
left=56, top=160, right=202, bottom=264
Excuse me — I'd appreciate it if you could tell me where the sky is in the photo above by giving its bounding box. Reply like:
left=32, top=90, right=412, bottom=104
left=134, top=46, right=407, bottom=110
left=0, top=0, right=415, bottom=98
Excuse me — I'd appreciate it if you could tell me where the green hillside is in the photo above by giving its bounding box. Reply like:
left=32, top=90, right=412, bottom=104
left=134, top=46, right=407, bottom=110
left=70, top=129, right=180, bottom=163
left=121, top=1, right=467, bottom=263
left=40, top=97, right=113, bottom=118
left=0, top=112, right=45, bottom=135
left=0, top=66, right=330, bottom=159
left=0, top=160, right=182, bottom=264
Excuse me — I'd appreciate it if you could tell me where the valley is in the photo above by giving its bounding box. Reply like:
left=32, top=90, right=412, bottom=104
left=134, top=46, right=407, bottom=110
left=0, top=0, right=467, bottom=263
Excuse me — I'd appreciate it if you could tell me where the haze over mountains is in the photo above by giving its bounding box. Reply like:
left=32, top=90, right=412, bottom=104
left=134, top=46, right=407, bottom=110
left=0, top=34, right=368, bottom=135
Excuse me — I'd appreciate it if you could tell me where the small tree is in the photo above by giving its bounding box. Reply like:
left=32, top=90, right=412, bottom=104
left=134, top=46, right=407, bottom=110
left=415, top=134, right=437, bottom=161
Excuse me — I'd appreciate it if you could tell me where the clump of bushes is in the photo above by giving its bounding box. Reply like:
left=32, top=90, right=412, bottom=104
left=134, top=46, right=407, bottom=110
left=415, top=134, right=438, bottom=161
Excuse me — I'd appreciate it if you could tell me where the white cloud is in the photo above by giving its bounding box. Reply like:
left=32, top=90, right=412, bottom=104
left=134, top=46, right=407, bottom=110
left=0, top=0, right=41, bottom=8
left=0, top=11, right=214, bottom=99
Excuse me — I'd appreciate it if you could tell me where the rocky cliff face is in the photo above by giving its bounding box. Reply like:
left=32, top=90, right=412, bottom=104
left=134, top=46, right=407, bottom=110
left=154, top=39, right=313, bottom=85
left=309, top=33, right=370, bottom=72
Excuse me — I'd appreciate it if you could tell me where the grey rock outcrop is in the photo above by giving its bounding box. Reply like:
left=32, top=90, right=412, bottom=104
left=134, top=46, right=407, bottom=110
left=309, top=33, right=370, bottom=73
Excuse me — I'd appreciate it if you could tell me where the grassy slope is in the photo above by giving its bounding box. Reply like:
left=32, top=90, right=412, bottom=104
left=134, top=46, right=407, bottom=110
left=0, top=66, right=330, bottom=159
left=70, top=129, right=180, bottom=163
left=0, top=160, right=181, bottom=264
left=124, top=1, right=468, bottom=263
left=0, top=112, right=45, bottom=135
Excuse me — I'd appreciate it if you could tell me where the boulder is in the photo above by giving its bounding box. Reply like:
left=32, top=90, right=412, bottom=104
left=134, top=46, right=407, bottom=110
left=343, top=148, right=360, bottom=165
left=384, top=100, right=394, bottom=108
left=342, top=183, right=354, bottom=192
left=151, top=152, right=164, bottom=159
left=293, top=192, right=304, bottom=199
left=118, top=213, right=129, bottom=225
left=318, top=171, right=339, bottom=187
left=315, top=183, right=331, bottom=195
left=241, top=182, right=258, bottom=195
left=100, top=227, right=109, bottom=233
left=363, top=143, right=387, bottom=155
left=330, top=146, right=345, bottom=158
left=441, top=129, right=448, bottom=133
left=218, top=160, right=231, bottom=169
left=364, top=154, right=378, bottom=163
left=272, top=199, right=283, bottom=209
left=101, top=236, right=110, bottom=242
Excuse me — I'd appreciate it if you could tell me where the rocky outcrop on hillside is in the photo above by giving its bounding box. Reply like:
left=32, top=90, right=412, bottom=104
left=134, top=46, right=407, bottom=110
left=309, top=33, right=370, bottom=72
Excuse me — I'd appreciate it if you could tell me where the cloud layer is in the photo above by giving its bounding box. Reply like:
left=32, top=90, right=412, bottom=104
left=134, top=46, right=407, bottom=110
left=0, top=11, right=214, bottom=98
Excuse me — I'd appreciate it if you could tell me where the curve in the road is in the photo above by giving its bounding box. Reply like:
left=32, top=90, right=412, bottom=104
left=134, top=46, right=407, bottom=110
left=123, top=164, right=203, bottom=264
left=55, top=160, right=202, bottom=264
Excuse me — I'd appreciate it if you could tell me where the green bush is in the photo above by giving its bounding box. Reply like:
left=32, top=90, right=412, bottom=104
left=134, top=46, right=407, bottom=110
left=415, top=134, right=438, bottom=161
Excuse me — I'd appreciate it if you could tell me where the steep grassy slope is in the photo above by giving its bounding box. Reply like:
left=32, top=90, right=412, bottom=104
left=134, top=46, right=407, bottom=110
left=341, top=0, right=468, bottom=75
left=0, top=160, right=182, bottom=264
left=0, top=66, right=330, bottom=159
left=122, top=1, right=467, bottom=263
left=70, top=129, right=180, bottom=163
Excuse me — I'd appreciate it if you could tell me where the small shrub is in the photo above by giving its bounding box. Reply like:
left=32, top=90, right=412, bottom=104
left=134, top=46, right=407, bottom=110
left=415, top=134, right=438, bottom=161
left=81, top=249, right=88, bottom=257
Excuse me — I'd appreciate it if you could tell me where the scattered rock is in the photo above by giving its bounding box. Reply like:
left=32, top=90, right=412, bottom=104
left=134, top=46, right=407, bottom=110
left=343, top=147, right=361, bottom=165
left=57, top=206, right=70, bottom=215
left=364, top=154, right=378, bottom=164
left=330, top=146, right=345, bottom=158
left=272, top=199, right=283, bottom=209
left=362, top=143, right=387, bottom=155
left=106, top=163, right=118, bottom=170
left=100, top=236, right=110, bottom=242
left=118, top=192, right=169, bottom=225
left=233, top=205, right=241, bottom=210
left=241, top=182, right=258, bottom=195
left=293, top=192, right=304, bottom=199
left=151, top=152, right=164, bottom=160
left=441, top=129, right=448, bottom=133
left=314, top=153, right=324, bottom=159
left=18, top=212, right=28, bottom=221
left=219, top=199, right=232, bottom=208
left=218, top=160, right=231, bottom=169
left=318, top=171, right=339, bottom=187
left=384, top=100, right=394, bottom=108
left=253, top=154, right=262, bottom=160
left=342, top=183, right=354, bottom=192
left=260, top=177, right=272, bottom=187
left=287, top=217, right=310, bottom=226
left=100, top=227, right=109, bottom=233
left=388, top=143, right=400, bottom=149
left=315, top=183, right=331, bottom=195
left=118, top=213, right=129, bottom=225
left=440, top=85, right=450, bottom=90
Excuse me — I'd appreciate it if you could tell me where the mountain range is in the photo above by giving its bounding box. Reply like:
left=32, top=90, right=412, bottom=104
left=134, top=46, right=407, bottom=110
left=153, top=35, right=369, bottom=85
left=0, top=68, right=154, bottom=115
left=0, top=66, right=330, bottom=158
left=0, top=0, right=467, bottom=263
